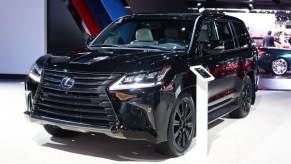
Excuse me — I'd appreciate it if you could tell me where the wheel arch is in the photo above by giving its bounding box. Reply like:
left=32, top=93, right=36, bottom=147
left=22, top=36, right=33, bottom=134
left=156, top=69, right=196, bottom=143
left=157, top=90, right=196, bottom=156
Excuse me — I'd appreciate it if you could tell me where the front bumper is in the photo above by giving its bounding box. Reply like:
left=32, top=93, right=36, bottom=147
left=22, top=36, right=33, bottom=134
left=24, top=111, right=156, bottom=142
left=25, top=76, right=175, bottom=144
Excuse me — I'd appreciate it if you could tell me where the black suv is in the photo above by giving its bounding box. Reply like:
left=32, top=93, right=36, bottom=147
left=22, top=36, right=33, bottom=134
left=24, top=13, right=258, bottom=156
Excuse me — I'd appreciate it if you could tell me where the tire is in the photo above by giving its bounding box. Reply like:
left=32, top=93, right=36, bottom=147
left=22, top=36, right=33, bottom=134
left=44, top=125, right=79, bottom=138
left=271, top=58, right=288, bottom=75
left=229, top=76, right=253, bottom=118
left=155, top=93, right=195, bottom=157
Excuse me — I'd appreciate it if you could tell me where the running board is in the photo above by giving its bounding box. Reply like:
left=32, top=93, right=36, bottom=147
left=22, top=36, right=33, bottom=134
left=208, top=104, right=238, bottom=122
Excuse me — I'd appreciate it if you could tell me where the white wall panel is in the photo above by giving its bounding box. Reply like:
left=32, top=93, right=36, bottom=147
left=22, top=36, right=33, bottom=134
left=226, top=13, right=275, bottom=36
left=0, top=0, right=46, bottom=74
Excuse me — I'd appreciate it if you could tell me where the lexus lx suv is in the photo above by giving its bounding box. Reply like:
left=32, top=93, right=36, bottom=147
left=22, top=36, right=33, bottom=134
left=24, top=13, right=258, bottom=157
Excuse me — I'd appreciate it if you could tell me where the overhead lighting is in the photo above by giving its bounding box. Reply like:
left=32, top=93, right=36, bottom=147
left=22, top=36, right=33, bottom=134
left=247, top=3, right=253, bottom=11
left=197, top=3, right=205, bottom=13
left=199, top=7, right=205, bottom=13
left=186, top=7, right=288, bottom=14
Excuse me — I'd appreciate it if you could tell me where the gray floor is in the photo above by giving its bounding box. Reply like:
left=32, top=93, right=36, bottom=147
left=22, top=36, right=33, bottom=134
left=1, top=80, right=291, bottom=164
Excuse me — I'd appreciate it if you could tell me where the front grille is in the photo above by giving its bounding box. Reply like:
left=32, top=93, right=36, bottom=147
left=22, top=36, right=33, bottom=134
left=33, top=69, right=120, bottom=128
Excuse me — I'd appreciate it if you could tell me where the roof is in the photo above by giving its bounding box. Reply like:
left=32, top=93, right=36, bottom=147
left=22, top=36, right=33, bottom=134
left=122, top=12, right=243, bottom=22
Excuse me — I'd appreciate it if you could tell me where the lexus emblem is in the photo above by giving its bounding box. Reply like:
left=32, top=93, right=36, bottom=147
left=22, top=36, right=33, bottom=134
left=61, top=77, right=75, bottom=89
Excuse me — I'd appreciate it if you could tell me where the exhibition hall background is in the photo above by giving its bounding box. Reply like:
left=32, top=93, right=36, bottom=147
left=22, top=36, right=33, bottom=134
left=0, top=0, right=288, bottom=75
left=0, top=0, right=46, bottom=74
left=0, top=0, right=129, bottom=74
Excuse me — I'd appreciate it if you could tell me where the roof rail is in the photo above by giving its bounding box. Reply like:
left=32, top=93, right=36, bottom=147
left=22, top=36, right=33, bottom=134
left=133, top=12, right=200, bottom=16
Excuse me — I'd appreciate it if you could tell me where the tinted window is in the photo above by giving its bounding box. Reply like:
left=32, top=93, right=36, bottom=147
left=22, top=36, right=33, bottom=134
left=198, top=22, right=219, bottom=55
left=198, top=22, right=218, bottom=42
left=215, top=21, right=235, bottom=50
left=232, top=21, right=250, bottom=48
left=91, top=19, right=195, bottom=51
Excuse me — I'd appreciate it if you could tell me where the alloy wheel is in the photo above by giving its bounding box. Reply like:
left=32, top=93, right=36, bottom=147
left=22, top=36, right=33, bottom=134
left=172, top=99, right=194, bottom=149
left=272, top=58, right=288, bottom=75
left=241, top=81, right=252, bottom=115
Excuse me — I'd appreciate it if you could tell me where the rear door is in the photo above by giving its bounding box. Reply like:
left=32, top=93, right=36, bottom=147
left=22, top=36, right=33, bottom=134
left=231, top=20, right=254, bottom=90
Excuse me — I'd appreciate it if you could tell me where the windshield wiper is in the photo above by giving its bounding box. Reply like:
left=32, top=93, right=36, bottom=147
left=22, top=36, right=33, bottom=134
left=125, top=45, right=175, bottom=52
left=90, top=44, right=176, bottom=52
left=89, top=44, right=123, bottom=48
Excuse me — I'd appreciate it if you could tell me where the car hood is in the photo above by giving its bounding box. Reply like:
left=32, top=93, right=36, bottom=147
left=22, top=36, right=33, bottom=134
left=43, top=48, right=185, bottom=73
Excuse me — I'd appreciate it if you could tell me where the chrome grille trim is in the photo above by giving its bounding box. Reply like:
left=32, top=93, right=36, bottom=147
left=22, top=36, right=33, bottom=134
left=33, top=69, right=120, bottom=127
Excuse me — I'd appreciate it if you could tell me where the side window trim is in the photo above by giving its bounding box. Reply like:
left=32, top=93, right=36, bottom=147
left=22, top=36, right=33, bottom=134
left=228, top=21, right=238, bottom=49
left=213, top=21, right=219, bottom=40
left=230, top=21, right=242, bottom=49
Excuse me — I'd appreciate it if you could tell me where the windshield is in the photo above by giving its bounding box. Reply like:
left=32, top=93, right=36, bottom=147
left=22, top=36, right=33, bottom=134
left=90, top=18, right=195, bottom=51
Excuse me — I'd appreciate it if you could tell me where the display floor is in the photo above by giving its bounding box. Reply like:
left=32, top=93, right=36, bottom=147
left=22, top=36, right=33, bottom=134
left=1, top=80, right=291, bottom=164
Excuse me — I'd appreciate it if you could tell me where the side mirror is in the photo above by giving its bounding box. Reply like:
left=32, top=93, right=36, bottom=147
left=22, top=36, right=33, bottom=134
left=84, top=33, right=94, bottom=46
left=203, top=40, right=225, bottom=55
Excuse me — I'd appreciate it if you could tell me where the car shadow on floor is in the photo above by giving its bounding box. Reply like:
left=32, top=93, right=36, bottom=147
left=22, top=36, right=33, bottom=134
left=38, top=117, right=240, bottom=161
left=41, top=132, right=168, bottom=162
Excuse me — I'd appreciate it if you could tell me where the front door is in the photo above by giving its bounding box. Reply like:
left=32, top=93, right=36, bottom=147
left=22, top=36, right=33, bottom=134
left=196, top=20, right=240, bottom=112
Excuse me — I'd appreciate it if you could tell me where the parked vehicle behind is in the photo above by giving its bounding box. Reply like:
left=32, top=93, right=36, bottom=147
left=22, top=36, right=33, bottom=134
left=258, top=47, right=291, bottom=75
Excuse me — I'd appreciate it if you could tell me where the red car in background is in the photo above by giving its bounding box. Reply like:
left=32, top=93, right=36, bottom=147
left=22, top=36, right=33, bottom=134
left=251, top=36, right=290, bottom=49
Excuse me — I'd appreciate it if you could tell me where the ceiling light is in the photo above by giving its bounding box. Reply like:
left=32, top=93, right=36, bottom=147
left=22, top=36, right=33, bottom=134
left=197, top=3, right=205, bottom=13
left=199, top=7, right=205, bottom=13
left=247, top=3, right=253, bottom=11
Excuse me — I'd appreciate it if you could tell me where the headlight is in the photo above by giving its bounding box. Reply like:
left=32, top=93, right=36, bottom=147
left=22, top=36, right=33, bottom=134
left=109, top=67, right=170, bottom=90
left=28, top=63, right=43, bottom=83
